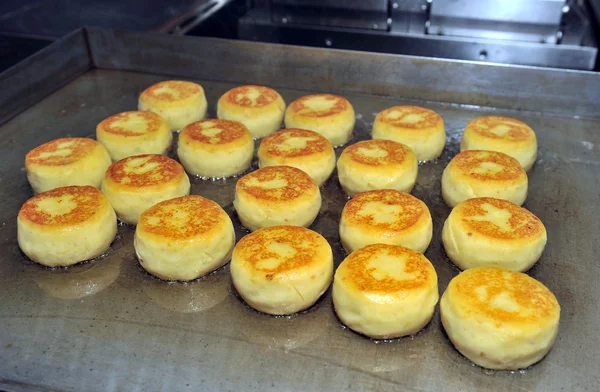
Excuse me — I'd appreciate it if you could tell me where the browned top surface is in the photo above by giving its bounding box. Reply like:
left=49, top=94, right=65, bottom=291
left=456, top=197, right=544, bottom=240
left=26, top=138, right=98, bottom=167
left=138, top=195, right=226, bottom=239
left=236, top=166, right=316, bottom=201
left=338, top=244, right=435, bottom=294
left=288, top=94, right=350, bottom=118
left=140, top=80, right=202, bottom=102
left=465, top=116, right=535, bottom=141
left=234, top=226, right=329, bottom=276
left=221, top=85, right=280, bottom=108
left=376, top=106, right=442, bottom=129
left=449, top=150, right=526, bottom=181
left=342, top=190, right=426, bottom=232
left=448, top=267, right=560, bottom=325
left=18, top=185, right=105, bottom=226
left=259, top=128, right=331, bottom=158
left=181, top=119, right=251, bottom=145
left=342, top=139, right=411, bottom=166
left=105, top=154, right=185, bottom=188
left=97, top=111, right=165, bottom=137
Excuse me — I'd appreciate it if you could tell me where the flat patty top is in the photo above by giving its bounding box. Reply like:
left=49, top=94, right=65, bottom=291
left=105, top=154, right=185, bottom=188
left=337, top=244, right=436, bottom=295
left=448, top=150, right=526, bottom=182
left=260, top=129, right=331, bottom=158
left=234, top=226, right=330, bottom=278
left=97, top=111, right=167, bottom=137
left=26, top=138, right=98, bottom=167
left=342, top=190, right=428, bottom=233
left=288, top=94, right=351, bottom=118
left=376, top=105, right=443, bottom=130
left=19, top=185, right=108, bottom=227
left=236, top=166, right=317, bottom=202
left=138, top=195, right=228, bottom=240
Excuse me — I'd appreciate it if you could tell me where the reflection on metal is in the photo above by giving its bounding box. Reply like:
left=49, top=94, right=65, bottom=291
left=26, top=257, right=122, bottom=300
left=162, top=0, right=234, bottom=35
left=239, top=299, right=332, bottom=352
left=142, top=268, right=231, bottom=313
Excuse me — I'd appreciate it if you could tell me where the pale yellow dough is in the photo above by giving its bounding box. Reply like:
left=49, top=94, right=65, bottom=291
left=461, top=116, right=538, bottom=171
left=442, top=197, right=547, bottom=271
left=234, top=165, right=321, bottom=231
left=101, top=154, right=190, bottom=225
left=339, top=189, right=432, bottom=254
left=372, top=105, right=446, bottom=161
left=96, top=110, right=172, bottom=161
left=333, top=244, right=438, bottom=339
left=25, top=137, right=111, bottom=194
left=284, top=94, right=355, bottom=146
left=442, top=150, right=528, bottom=207
left=138, top=80, right=207, bottom=131
left=17, top=185, right=117, bottom=267
left=217, top=85, right=285, bottom=138
left=441, top=267, right=560, bottom=370
left=337, top=139, right=418, bottom=196
left=258, top=128, right=335, bottom=186
left=230, top=225, right=333, bottom=315
left=178, top=119, right=254, bottom=178
left=135, top=195, right=235, bottom=281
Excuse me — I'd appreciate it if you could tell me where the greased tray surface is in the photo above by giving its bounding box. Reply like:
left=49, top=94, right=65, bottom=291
left=0, top=60, right=599, bottom=391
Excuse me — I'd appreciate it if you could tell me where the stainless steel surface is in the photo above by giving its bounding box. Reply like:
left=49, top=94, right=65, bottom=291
left=238, top=0, right=598, bottom=70
left=238, top=7, right=598, bottom=70
left=87, top=28, right=600, bottom=119
left=0, top=29, right=90, bottom=125
left=270, top=0, right=389, bottom=31
left=390, top=0, right=428, bottom=34
left=429, top=0, right=565, bottom=43
left=557, top=0, right=599, bottom=47
left=1, top=28, right=600, bottom=391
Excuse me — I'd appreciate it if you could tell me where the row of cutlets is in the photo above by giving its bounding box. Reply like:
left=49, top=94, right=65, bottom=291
left=17, top=80, right=558, bottom=372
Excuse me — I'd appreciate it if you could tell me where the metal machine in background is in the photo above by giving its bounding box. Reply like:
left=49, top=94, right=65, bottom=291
left=0, top=0, right=598, bottom=71
left=231, top=0, right=599, bottom=70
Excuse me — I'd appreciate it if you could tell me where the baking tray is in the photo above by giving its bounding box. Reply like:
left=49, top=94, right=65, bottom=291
left=0, top=28, right=599, bottom=392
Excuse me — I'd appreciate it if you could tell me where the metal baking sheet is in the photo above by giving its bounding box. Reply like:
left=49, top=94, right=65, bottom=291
left=0, top=28, right=599, bottom=392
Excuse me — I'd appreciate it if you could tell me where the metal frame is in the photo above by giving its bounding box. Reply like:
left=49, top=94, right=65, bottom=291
left=2, top=27, right=600, bottom=125
left=237, top=6, right=599, bottom=70
left=0, top=30, right=91, bottom=125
